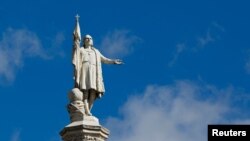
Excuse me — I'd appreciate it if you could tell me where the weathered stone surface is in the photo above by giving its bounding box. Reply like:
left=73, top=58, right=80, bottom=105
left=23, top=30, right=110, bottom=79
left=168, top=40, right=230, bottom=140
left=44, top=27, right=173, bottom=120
left=60, top=15, right=113, bottom=141
left=72, top=14, right=123, bottom=116
left=60, top=119, right=109, bottom=141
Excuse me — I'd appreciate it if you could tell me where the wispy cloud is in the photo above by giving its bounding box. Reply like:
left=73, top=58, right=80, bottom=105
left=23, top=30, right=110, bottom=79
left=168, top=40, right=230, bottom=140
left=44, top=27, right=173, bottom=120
left=49, top=136, right=61, bottom=141
left=99, top=29, right=140, bottom=58
left=245, top=61, right=250, bottom=74
left=10, top=130, right=21, bottom=141
left=0, top=28, right=65, bottom=84
left=0, top=28, right=48, bottom=83
left=105, top=80, right=249, bottom=141
left=196, top=22, right=224, bottom=49
left=212, top=22, right=225, bottom=32
left=168, top=43, right=186, bottom=67
left=49, top=32, right=66, bottom=58
left=168, top=22, right=225, bottom=66
left=245, top=50, right=250, bottom=74
left=197, top=29, right=215, bottom=48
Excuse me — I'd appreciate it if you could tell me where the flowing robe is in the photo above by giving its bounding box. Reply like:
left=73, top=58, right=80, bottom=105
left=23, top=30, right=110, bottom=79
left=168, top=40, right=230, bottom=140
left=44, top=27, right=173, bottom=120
left=73, top=46, right=114, bottom=94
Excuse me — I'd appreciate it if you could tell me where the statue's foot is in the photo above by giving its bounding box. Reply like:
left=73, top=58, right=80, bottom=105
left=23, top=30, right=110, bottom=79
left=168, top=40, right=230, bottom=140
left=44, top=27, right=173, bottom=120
left=85, top=109, right=92, bottom=116
left=85, top=111, right=92, bottom=116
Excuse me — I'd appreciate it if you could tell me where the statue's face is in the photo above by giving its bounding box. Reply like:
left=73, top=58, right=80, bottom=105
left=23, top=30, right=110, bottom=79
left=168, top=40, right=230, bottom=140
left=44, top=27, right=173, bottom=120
left=84, top=35, right=93, bottom=46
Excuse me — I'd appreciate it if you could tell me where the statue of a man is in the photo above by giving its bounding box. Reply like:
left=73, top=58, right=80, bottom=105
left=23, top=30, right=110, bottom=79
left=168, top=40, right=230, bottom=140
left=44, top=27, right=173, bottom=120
left=72, top=16, right=123, bottom=116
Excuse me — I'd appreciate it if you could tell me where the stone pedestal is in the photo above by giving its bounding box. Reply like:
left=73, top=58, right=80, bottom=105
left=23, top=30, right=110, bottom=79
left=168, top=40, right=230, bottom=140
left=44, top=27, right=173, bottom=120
left=60, top=116, right=110, bottom=141
left=60, top=88, right=110, bottom=141
left=60, top=88, right=109, bottom=141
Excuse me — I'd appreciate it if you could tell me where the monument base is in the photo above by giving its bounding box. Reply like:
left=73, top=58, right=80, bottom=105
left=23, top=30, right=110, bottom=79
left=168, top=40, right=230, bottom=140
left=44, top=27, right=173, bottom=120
left=60, top=116, right=110, bottom=141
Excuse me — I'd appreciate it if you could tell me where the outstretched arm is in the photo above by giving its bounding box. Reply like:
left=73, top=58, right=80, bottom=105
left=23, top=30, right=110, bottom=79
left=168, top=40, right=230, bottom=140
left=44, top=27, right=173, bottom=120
left=113, top=59, right=124, bottom=64
left=100, top=53, right=124, bottom=64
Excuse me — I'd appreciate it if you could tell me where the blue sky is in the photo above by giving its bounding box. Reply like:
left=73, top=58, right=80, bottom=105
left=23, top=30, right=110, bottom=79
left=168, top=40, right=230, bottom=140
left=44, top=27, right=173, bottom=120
left=1, top=0, right=250, bottom=141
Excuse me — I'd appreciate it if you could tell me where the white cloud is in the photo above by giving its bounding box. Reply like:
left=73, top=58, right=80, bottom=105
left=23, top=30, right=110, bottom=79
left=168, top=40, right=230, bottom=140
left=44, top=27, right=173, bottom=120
left=54, top=32, right=65, bottom=47
left=10, top=130, right=21, bottom=141
left=245, top=50, right=250, bottom=74
left=168, top=43, right=186, bottom=67
left=0, top=28, right=65, bottom=84
left=197, top=22, right=224, bottom=48
left=212, top=22, right=225, bottom=32
left=168, top=22, right=225, bottom=66
left=245, top=61, right=250, bottom=74
left=99, top=29, right=140, bottom=58
left=0, top=28, right=48, bottom=83
left=105, top=80, right=249, bottom=141
left=49, top=32, right=66, bottom=58
left=197, top=30, right=215, bottom=48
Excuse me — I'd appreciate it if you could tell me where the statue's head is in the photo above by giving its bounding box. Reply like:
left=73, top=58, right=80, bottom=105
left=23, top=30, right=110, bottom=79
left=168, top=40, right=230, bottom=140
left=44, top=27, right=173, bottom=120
left=83, top=34, right=93, bottom=47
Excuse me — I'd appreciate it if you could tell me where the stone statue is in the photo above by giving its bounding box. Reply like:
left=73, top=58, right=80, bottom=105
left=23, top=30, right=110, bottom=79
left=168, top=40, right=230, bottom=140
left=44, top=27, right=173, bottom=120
left=71, top=15, right=123, bottom=116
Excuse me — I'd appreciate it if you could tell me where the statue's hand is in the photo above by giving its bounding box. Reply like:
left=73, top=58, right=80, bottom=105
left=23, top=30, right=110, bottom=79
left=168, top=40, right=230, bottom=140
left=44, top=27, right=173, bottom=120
left=114, top=59, right=124, bottom=65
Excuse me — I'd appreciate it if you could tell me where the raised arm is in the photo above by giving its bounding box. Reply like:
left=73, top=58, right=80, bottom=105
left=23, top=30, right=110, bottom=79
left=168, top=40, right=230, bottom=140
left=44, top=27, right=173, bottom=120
left=72, top=14, right=82, bottom=87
